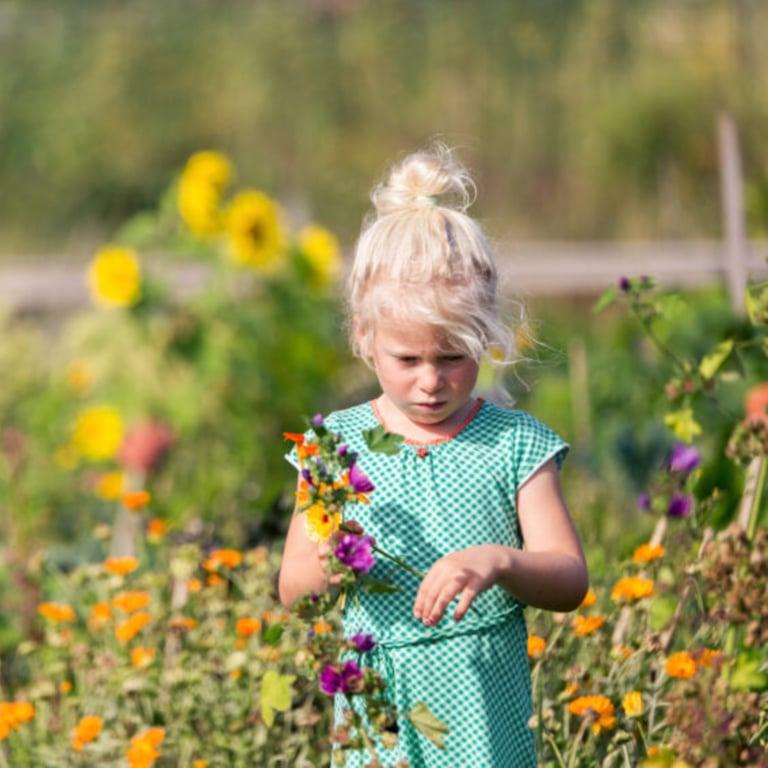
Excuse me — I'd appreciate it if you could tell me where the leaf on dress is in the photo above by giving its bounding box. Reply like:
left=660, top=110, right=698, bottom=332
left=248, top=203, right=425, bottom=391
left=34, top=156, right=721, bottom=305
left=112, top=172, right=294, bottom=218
left=363, top=426, right=404, bottom=456
left=359, top=573, right=400, bottom=594
left=407, top=701, right=449, bottom=749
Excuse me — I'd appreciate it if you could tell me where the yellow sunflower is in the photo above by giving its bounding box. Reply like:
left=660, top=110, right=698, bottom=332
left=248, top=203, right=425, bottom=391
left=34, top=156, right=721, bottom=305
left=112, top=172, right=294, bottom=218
left=177, top=150, right=233, bottom=237
left=87, top=246, right=141, bottom=308
left=71, top=405, right=124, bottom=462
left=298, top=224, right=342, bottom=288
left=226, top=190, right=286, bottom=272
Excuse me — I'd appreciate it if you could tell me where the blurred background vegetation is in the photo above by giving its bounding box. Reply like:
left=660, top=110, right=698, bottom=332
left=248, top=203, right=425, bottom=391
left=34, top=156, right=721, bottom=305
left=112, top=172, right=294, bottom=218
left=1, top=0, right=768, bottom=256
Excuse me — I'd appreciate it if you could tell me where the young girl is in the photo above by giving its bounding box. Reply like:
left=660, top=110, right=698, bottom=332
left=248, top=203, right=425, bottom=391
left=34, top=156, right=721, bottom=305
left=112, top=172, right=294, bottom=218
left=279, top=145, right=588, bottom=767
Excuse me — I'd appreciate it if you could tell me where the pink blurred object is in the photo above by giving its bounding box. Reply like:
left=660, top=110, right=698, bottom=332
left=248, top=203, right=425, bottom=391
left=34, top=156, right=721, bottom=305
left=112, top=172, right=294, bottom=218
left=119, top=421, right=174, bottom=474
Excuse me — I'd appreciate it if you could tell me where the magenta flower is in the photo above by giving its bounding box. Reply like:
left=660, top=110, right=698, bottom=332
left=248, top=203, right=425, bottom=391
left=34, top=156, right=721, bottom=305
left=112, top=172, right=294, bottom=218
left=637, top=493, right=651, bottom=511
left=301, top=468, right=314, bottom=486
left=667, top=493, right=693, bottom=518
left=334, top=534, right=375, bottom=573
left=312, top=414, right=325, bottom=428
left=319, top=661, right=364, bottom=695
left=349, top=632, right=376, bottom=652
left=618, top=276, right=631, bottom=292
left=349, top=463, right=375, bottom=494
left=668, top=443, right=701, bottom=475
left=319, top=664, right=341, bottom=694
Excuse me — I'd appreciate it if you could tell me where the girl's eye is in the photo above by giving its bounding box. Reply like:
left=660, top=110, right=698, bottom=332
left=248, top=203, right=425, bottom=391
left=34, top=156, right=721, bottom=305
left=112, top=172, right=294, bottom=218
left=398, top=357, right=418, bottom=364
left=440, top=355, right=465, bottom=363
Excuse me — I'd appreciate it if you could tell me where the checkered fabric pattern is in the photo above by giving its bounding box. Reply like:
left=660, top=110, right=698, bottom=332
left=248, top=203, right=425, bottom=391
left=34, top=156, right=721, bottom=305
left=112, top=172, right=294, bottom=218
left=285, top=400, right=568, bottom=767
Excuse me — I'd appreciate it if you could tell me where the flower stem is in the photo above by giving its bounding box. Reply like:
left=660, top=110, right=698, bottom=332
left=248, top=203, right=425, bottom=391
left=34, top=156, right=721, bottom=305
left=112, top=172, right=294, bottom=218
left=747, top=457, right=766, bottom=542
left=370, top=543, right=425, bottom=580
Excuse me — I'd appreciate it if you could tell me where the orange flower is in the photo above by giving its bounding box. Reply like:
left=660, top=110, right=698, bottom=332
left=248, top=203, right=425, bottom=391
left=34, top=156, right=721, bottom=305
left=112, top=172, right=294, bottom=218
left=131, top=646, right=156, bottom=669
left=579, top=588, right=597, bottom=608
left=632, top=543, right=666, bottom=563
left=613, top=644, right=634, bottom=660
left=527, top=634, right=546, bottom=658
left=203, top=548, right=242, bottom=570
left=0, top=700, right=35, bottom=740
left=59, top=681, right=73, bottom=694
left=115, top=611, right=151, bottom=643
left=38, top=602, right=76, bottom=623
left=89, top=601, right=112, bottom=629
left=611, top=576, right=654, bottom=601
left=169, top=616, right=197, bottom=631
left=562, top=682, right=579, bottom=698
left=282, top=432, right=305, bottom=445
left=261, top=610, right=290, bottom=624
left=236, top=617, right=262, bottom=638
left=187, top=578, right=203, bottom=592
left=127, top=727, right=165, bottom=768
left=207, top=574, right=225, bottom=587
left=71, top=715, right=103, bottom=751
left=313, top=620, right=333, bottom=634
left=95, top=470, right=125, bottom=500
left=193, top=761, right=208, bottom=768
left=297, top=443, right=319, bottom=461
left=572, top=615, right=605, bottom=637
left=695, top=647, right=724, bottom=668
left=295, top=479, right=310, bottom=506
left=122, top=490, right=151, bottom=510
left=103, top=556, right=139, bottom=576
left=665, top=651, right=697, bottom=679
left=568, top=695, right=616, bottom=734
left=112, top=591, right=151, bottom=614
left=147, top=518, right=167, bottom=542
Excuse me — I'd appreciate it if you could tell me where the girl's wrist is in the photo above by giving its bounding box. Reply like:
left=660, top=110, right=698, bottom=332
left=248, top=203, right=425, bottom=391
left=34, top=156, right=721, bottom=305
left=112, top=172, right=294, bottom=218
left=490, top=544, right=516, bottom=586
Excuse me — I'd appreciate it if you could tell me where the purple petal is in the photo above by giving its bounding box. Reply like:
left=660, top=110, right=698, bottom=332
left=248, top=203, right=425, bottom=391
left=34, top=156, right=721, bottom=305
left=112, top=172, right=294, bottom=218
left=301, top=468, right=314, bottom=486
left=349, top=463, right=374, bottom=494
left=312, top=414, right=325, bottom=428
left=667, top=493, right=693, bottom=518
left=350, top=632, right=376, bottom=652
left=337, top=444, right=348, bottom=457
left=334, top=534, right=376, bottom=573
left=668, top=443, right=701, bottom=475
left=618, top=276, right=631, bottom=292
left=340, top=660, right=364, bottom=693
left=319, top=664, right=341, bottom=695
left=637, top=493, right=651, bottom=511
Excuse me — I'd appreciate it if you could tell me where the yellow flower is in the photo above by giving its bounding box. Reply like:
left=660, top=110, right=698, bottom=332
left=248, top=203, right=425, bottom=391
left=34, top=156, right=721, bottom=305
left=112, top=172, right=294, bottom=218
left=632, top=543, right=666, bottom=563
left=298, top=224, right=342, bottom=288
left=226, top=190, right=286, bottom=272
left=665, top=651, right=697, bottom=679
left=131, top=646, right=156, bottom=669
left=87, top=245, right=141, bottom=308
left=71, top=715, right=103, bottom=751
left=115, top=611, right=151, bottom=643
left=572, top=615, right=605, bottom=637
left=579, top=587, right=597, bottom=608
left=103, top=556, right=139, bottom=576
left=568, top=695, right=616, bottom=734
left=664, top=408, right=702, bottom=443
left=304, top=503, right=342, bottom=542
left=622, top=690, right=644, bottom=717
left=193, top=761, right=208, bottom=768
left=112, top=591, right=151, bottom=614
left=611, top=576, right=655, bottom=602
left=38, top=602, right=76, bottom=623
left=236, top=617, right=262, bottom=638
left=88, top=601, right=112, bottom=629
left=72, top=405, right=124, bottom=462
left=67, top=359, right=94, bottom=396
left=177, top=150, right=232, bottom=237
left=527, top=634, right=546, bottom=658
left=95, top=471, right=125, bottom=500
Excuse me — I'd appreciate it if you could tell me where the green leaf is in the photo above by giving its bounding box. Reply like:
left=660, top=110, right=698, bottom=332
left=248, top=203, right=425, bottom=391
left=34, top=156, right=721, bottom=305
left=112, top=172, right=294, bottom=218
left=730, top=651, right=768, bottom=692
left=363, top=425, right=404, bottom=456
left=263, top=624, right=284, bottom=646
left=407, top=701, right=450, bottom=749
left=648, top=595, right=677, bottom=631
left=360, top=574, right=400, bottom=594
left=745, top=287, right=760, bottom=325
left=592, top=285, right=618, bottom=314
left=699, top=339, right=734, bottom=380
left=260, top=670, right=295, bottom=727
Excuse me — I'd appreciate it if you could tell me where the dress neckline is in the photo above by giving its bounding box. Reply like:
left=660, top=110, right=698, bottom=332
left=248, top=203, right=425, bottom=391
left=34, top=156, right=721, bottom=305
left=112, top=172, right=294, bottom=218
left=368, top=397, right=485, bottom=447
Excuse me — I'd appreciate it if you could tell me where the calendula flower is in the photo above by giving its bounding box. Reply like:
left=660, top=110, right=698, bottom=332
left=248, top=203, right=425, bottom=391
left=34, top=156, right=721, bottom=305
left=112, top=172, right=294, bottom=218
left=304, top=503, right=342, bottom=542
left=334, top=534, right=375, bottom=573
left=579, top=588, right=597, bottom=608
left=71, top=715, right=103, bottom=751
left=187, top=578, right=202, bottom=592
left=236, top=617, right=262, bottom=638
left=0, top=701, right=35, bottom=740
left=88, top=602, right=112, bottom=629
left=131, top=646, right=156, bottom=669
left=95, top=471, right=125, bottom=500
left=527, top=635, right=546, bottom=658
left=115, top=612, right=151, bottom=643
left=622, top=691, right=644, bottom=717
left=297, top=442, right=320, bottom=461
left=127, top=727, right=165, bottom=768
left=177, top=150, right=232, bottom=237
left=313, top=620, right=333, bottom=635
left=226, top=190, right=286, bottom=272
left=122, top=490, right=151, bottom=510
left=112, top=591, right=151, bottom=614
left=60, top=681, right=72, bottom=694
left=103, top=556, right=139, bottom=576
left=203, top=548, right=242, bottom=570
left=572, top=615, right=605, bottom=637
left=147, top=518, right=167, bottom=542
left=72, top=405, right=124, bottom=462
left=67, top=359, right=94, bottom=396
left=283, top=432, right=305, bottom=446
left=88, top=245, right=141, bottom=308
left=695, top=648, right=724, bottom=668
left=169, top=616, right=197, bottom=631
left=38, top=602, right=76, bottom=623
left=568, top=695, right=616, bottom=734
left=298, top=225, right=342, bottom=288
left=207, top=573, right=225, bottom=587
left=611, top=576, right=655, bottom=601
left=632, top=543, right=666, bottom=563
left=665, top=651, right=697, bottom=679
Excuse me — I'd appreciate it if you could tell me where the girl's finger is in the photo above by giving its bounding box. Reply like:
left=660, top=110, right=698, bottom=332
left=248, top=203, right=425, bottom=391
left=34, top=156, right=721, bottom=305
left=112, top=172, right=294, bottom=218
left=452, top=588, right=477, bottom=622
left=424, top=581, right=462, bottom=626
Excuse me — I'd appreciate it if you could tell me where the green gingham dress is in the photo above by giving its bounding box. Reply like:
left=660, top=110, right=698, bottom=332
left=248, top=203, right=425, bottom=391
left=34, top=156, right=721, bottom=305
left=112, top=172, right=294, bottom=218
left=286, top=399, right=568, bottom=768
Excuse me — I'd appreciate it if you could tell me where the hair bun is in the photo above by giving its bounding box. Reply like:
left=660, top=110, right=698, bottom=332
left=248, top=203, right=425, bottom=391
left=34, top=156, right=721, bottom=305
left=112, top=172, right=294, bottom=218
left=370, top=143, right=476, bottom=217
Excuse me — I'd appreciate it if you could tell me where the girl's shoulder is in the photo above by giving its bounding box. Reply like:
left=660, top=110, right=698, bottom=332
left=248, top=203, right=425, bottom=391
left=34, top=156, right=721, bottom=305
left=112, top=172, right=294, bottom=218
left=323, top=401, right=376, bottom=433
left=473, top=400, right=556, bottom=438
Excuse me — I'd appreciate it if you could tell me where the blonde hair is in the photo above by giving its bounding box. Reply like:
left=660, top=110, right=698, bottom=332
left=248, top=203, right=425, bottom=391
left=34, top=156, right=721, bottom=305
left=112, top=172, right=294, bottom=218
left=346, top=144, right=518, bottom=400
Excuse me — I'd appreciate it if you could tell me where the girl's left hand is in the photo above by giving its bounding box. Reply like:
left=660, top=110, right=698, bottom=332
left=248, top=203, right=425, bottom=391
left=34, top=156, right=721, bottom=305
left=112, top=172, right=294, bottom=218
left=413, top=544, right=507, bottom=625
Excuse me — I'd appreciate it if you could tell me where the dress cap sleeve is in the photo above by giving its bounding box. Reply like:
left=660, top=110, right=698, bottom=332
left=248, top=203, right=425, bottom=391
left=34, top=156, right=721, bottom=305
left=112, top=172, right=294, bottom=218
left=513, top=411, right=570, bottom=490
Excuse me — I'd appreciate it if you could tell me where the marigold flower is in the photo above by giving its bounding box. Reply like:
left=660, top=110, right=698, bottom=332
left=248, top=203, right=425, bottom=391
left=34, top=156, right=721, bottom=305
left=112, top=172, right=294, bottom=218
left=89, top=602, right=112, bottom=629
left=103, top=556, right=139, bottom=576
left=226, top=190, right=286, bottom=272
left=611, top=576, right=655, bottom=601
left=632, top=543, right=666, bottom=563
left=622, top=690, right=644, bottom=717
left=131, top=646, right=156, bottom=669
left=207, top=573, right=225, bottom=587
left=313, top=620, right=333, bottom=635
left=572, top=615, right=605, bottom=637
left=147, top=518, right=167, bottom=542
left=613, top=644, right=634, bottom=659
left=527, top=634, right=546, bottom=658
left=60, top=681, right=72, bottom=694
left=187, top=578, right=203, bottom=592
left=88, top=245, right=141, bottom=308
left=115, top=611, right=151, bottom=643
left=695, top=647, right=724, bottom=668
left=72, top=405, right=124, bottom=462
left=112, top=591, right=151, bottom=614
left=95, top=471, right=125, bottom=500
left=193, top=760, right=208, bottom=768
left=579, top=588, right=597, bottom=608
left=203, top=548, right=242, bottom=570
left=169, top=616, right=197, bottom=631
left=568, top=695, right=616, bottom=734
left=122, top=490, right=151, bottom=511
left=38, top=602, right=76, bottom=623
left=304, top=503, right=342, bottom=542
left=236, top=617, right=262, bottom=637
left=127, top=726, right=165, bottom=768
left=665, top=651, right=697, bottom=679
left=298, top=224, right=342, bottom=289
left=71, top=715, right=103, bottom=751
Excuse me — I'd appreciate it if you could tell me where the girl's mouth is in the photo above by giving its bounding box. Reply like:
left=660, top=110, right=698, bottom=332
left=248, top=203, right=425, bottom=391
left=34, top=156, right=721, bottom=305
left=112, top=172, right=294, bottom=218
left=416, top=402, right=446, bottom=410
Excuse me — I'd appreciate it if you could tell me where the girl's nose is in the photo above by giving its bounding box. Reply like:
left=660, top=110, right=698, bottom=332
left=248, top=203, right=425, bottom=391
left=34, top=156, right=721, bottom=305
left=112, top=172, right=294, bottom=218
left=418, top=365, right=444, bottom=393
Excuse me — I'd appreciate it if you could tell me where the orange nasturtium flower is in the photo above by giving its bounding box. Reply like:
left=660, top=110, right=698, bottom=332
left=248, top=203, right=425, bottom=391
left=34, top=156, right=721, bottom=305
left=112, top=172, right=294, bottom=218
left=568, top=695, right=616, bottom=734
left=579, top=588, right=597, bottom=608
left=665, top=651, right=697, bottom=679
left=38, top=602, right=76, bottom=623
left=131, top=647, right=156, bottom=669
left=89, top=602, right=112, bottom=629
left=236, top=617, right=262, bottom=638
left=622, top=691, right=644, bottom=717
left=127, top=726, right=165, bottom=768
left=115, top=612, right=151, bottom=643
left=122, top=490, right=151, bottom=510
left=572, top=615, right=606, bottom=637
left=112, top=591, right=151, bottom=614
left=527, top=635, right=546, bottom=658
left=71, top=715, right=103, bottom=751
left=611, top=576, right=655, bottom=601
left=103, top=556, right=139, bottom=576
left=632, top=543, right=666, bottom=563
left=283, top=432, right=305, bottom=446
left=203, top=548, right=242, bottom=571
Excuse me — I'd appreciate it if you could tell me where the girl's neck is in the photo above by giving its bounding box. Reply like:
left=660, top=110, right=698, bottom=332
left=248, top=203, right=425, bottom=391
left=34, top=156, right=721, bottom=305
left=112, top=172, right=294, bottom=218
left=372, top=395, right=480, bottom=444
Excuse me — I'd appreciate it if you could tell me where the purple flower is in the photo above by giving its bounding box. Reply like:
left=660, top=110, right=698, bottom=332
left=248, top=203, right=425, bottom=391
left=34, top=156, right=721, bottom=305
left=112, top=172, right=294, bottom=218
left=348, top=463, right=375, bottom=494
left=349, top=632, right=376, bottom=652
left=301, top=468, right=314, bottom=486
left=334, top=534, right=376, bottom=573
left=667, top=493, right=693, bottom=518
left=668, top=443, right=701, bottom=475
left=312, top=413, right=325, bottom=428
left=319, top=661, right=364, bottom=695
left=319, top=664, right=341, bottom=695
left=618, top=276, right=631, bottom=292
left=637, top=493, right=651, bottom=511
left=338, top=444, right=348, bottom=457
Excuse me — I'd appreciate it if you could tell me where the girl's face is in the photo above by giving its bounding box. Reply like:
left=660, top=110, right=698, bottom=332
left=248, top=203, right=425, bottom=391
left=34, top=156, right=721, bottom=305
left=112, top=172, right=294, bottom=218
left=367, top=316, right=479, bottom=429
